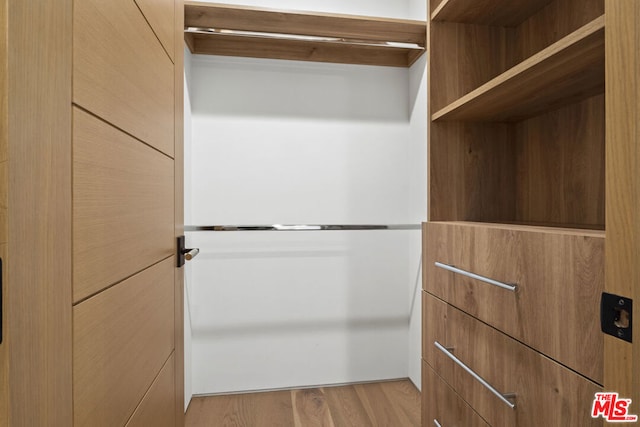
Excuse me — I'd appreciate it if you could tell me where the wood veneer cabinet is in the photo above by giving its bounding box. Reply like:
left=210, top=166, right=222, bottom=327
left=420, top=0, right=631, bottom=425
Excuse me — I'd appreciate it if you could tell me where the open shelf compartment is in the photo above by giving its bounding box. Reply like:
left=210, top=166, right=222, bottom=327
left=432, top=15, right=604, bottom=122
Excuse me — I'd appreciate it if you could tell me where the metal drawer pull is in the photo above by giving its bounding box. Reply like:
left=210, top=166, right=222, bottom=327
left=434, top=341, right=516, bottom=409
left=434, top=420, right=442, bottom=427
left=434, top=262, right=517, bottom=292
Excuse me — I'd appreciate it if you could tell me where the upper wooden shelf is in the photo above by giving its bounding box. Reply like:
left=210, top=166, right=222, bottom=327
left=431, top=0, right=554, bottom=26
left=184, top=2, right=427, bottom=67
left=432, top=16, right=605, bottom=122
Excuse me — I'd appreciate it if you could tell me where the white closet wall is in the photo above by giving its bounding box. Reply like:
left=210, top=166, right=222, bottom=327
left=184, top=0, right=426, bottom=397
left=408, top=0, right=428, bottom=391
left=184, top=46, right=194, bottom=409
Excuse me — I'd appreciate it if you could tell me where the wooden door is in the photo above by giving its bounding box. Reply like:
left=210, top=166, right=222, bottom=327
left=605, top=0, right=640, bottom=412
left=1, top=0, right=184, bottom=425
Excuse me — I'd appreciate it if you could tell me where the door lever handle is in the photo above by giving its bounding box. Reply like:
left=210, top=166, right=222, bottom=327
left=177, top=235, right=199, bottom=267
left=183, top=248, right=199, bottom=261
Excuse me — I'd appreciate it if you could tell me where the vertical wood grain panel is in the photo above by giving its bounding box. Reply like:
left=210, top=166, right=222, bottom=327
left=0, top=0, right=5, bottom=167
left=515, top=0, right=604, bottom=63
left=605, top=0, right=638, bottom=403
left=73, top=257, right=175, bottom=427
left=174, top=0, right=185, bottom=424
left=0, top=243, right=7, bottom=427
left=429, top=122, right=516, bottom=222
left=0, top=1, right=6, bottom=419
left=73, top=108, right=174, bottom=302
left=515, top=95, right=605, bottom=227
left=7, top=0, right=73, bottom=425
left=74, top=0, right=174, bottom=156
left=429, top=21, right=515, bottom=112
left=127, top=354, right=176, bottom=427
left=135, top=0, right=175, bottom=61
left=0, top=161, right=6, bottom=243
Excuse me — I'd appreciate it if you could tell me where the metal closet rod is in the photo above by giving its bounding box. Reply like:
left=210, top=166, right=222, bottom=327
left=184, top=224, right=421, bottom=232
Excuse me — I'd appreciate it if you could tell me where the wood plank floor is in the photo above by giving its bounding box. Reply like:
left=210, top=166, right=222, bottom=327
left=185, top=380, right=421, bottom=427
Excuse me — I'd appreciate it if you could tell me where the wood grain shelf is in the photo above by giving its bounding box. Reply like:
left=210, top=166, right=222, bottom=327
left=184, top=2, right=426, bottom=67
left=432, top=15, right=605, bottom=122
left=431, top=0, right=554, bottom=26
left=429, top=221, right=605, bottom=238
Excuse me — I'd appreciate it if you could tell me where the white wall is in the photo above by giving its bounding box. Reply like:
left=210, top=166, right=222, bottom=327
left=183, top=45, right=194, bottom=410
left=407, top=0, right=428, bottom=391
left=407, top=55, right=427, bottom=390
left=184, top=0, right=427, bottom=396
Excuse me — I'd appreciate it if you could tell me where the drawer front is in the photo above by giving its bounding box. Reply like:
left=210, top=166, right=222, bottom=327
left=423, top=221, right=603, bottom=383
left=423, top=360, right=489, bottom=427
left=423, top=292, right=601, bottom=427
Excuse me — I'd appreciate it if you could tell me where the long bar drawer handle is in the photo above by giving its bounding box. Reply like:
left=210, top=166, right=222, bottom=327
left=434, top=341, right=516, bottom=409
left=434, top=262, right=517, bottom=292
left=434, top=420, right=442, bottom=427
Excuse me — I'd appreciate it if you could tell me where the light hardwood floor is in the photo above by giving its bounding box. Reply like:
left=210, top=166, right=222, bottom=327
left=185, top=380, right=420, bottom=426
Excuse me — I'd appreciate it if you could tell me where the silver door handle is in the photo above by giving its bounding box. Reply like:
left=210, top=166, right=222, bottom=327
left=435, top=341, right=516, bottom=409
left=434, top=420, right=442, bottom=427
left=183, top=248, right=199, bottom=261
left=434, top=262, right=518, bottom=292
left=177, top=235, right=199, bottom=267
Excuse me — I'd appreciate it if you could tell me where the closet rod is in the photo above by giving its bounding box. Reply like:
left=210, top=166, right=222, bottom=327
left=185, top=224, right=421, bottom=232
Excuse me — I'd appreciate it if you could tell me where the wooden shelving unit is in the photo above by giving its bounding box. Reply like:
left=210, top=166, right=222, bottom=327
left=433, top=16, right=604, bottom=121
left=184, top=2, right=427, bottom=67
left=423, top=0, right=610, bottom=425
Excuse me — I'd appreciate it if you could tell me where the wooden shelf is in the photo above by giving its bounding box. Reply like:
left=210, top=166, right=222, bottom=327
left=432, top=15, right=604, bottom=122
left=184, top=2, right=426, bottom=67
left=430, top=221, right=605, bottom=237
left=431, top=0, right=554, bottom=26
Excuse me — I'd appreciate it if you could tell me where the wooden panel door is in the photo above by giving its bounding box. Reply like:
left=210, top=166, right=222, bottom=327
left=1, top=0, right=184, bottom=425
left=605, top=0, right=640, bottom=410
left=71, top=0, right=184, bottom=425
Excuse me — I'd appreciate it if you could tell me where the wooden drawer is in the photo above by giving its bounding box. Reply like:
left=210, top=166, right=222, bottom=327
left=423, top=221, right=604, bottom=383
left=423, top=360, right=489, bottom=427
left=423, top=292, right=601, bottom=427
